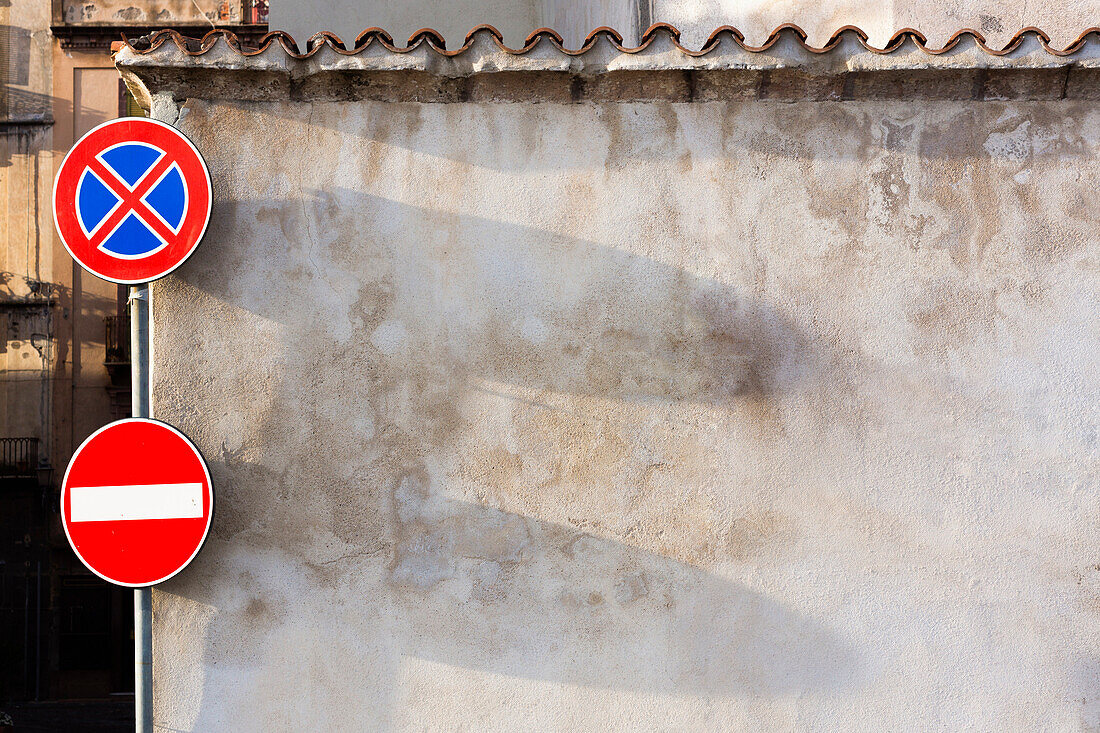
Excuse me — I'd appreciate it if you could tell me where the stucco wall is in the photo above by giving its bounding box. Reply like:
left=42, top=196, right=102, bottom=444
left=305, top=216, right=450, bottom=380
left=271, top=0, right=1100, bottom=49
left=1, top=0, right=55, bottom=442
left=59, top=0, right=234, bottom=25
left=141, top=89, right=1100, bottom=729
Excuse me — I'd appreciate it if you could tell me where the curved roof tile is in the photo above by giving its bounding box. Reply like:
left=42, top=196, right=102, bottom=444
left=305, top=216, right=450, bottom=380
left=121, top=23, right=1100, bottom=58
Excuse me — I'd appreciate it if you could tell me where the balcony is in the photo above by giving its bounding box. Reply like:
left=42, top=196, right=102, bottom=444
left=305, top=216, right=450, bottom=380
left=104, top=315, right=129, bottom=378
left=51, top=0, right=269, bottom=52
left=0, top=438, right=40, bottom=482
left=104, top=316, right=131, bottom=420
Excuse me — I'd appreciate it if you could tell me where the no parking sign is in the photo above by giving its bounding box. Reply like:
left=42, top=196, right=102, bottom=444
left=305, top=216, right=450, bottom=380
left=53, top=117, right=212, bottom=284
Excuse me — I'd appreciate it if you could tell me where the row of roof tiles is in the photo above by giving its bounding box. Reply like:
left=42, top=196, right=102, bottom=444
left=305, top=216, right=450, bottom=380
left=125, top=23, right=1100, bottom=58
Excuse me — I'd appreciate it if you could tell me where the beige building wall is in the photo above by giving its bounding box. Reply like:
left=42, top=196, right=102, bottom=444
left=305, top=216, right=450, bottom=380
left=655, top=0, right=1100, bottom=48
left=1, top=0, right=127, bottom=473
left=0, top=0, right=267, bottom=702
left=51, top=57, right=129, bottom=462
left=0, top=0, right=126, bottom=702
left=2, top=0, right=267, bottom=482
left=1, top=0, right=57, bottom=444
left=119, top=35, right=1100, bottom=730
left=59, top=0, right=239, bottom=24
left=271, top=0, right=1100, bottom=49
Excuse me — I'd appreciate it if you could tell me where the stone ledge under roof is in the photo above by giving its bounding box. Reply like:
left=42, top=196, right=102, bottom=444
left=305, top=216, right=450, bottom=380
left=114, top=24, right=1100, bottom=104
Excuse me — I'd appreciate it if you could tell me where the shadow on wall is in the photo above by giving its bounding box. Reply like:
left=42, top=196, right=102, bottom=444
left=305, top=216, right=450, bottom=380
left=182, top=484, right=859, bottom=728
left=158, top=183, right=861, bottom=725
left=195, top=188, right=816, bottom=414
left=384, top=501, right=857, bottom=700
left=172, top=450, right=859, bottom=727
left=222, top=99, right=1098, bottom=177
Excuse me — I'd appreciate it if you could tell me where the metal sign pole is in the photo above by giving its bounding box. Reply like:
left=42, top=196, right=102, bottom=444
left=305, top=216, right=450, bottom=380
left=129, top=284, right=152, bottom=733
left=56, top=110, right=210, bottom=733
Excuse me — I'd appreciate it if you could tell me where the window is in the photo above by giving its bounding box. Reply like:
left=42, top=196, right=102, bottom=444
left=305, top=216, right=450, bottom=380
left=117, top=80, right=146, bottom=119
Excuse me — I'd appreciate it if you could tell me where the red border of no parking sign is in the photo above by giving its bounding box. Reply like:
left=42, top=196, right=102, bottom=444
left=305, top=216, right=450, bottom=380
left=54, top=117, right=212, bottom=285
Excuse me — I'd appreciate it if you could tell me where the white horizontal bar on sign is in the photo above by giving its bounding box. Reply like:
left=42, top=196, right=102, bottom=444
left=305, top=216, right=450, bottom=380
left=69, top=482, right=204, bottom=522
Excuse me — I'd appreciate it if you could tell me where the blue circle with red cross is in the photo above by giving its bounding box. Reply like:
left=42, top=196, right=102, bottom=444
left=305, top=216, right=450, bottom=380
left=76, top=141, right=188, bottom=258
left=54, top=117, right=211, bottom=284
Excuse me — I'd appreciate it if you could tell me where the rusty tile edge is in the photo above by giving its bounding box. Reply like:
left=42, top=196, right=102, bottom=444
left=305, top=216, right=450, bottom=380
left=113, top=24, right=1100, bottom=66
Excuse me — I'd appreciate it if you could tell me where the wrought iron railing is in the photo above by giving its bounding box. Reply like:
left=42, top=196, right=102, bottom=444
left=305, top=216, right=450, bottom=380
left=0, top=438, right=39, bottom=479
left=104, top=314, right=129, bottom=365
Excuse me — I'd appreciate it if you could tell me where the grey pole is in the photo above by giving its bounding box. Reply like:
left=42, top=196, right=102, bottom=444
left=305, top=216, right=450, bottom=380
left=130, top=284, right=152, bottom=733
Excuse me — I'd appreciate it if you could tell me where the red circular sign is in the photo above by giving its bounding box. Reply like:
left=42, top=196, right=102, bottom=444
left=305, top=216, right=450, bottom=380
left=61, top=419, right=214, bottom=587
left=53, top=117, right=212, bottom=284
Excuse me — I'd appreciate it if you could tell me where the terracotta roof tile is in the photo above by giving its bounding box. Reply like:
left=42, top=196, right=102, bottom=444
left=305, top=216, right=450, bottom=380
left=122, top=23, right=1100, bottom=58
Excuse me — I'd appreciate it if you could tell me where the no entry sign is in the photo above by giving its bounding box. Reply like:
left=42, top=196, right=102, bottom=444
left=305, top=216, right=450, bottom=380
left=61, top=418, right=214, bottom=587
left=53, top=117, right=212, bottom=284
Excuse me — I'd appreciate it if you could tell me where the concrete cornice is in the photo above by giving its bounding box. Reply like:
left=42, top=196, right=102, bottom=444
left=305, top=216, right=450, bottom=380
left=115, top=25, right=1100, bottom=104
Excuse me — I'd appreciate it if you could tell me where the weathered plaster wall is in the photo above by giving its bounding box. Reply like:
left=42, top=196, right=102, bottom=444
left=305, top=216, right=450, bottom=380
left=273, top=0, right=542, bottom=54
left=145, top=89, right=1100, bottom=730
left=0, top=0, right=53, bottom=124
left=654, top=0, right=1100, bottom=49
left=1, top=0, right=55, bottom=441
left=60, top=0, right=235, bottom=25
left=271, top=0, right=1100, bottom=49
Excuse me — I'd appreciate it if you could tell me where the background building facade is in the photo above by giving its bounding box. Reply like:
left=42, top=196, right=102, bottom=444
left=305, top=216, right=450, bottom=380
left=0, top=0, right=265, bottom=703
